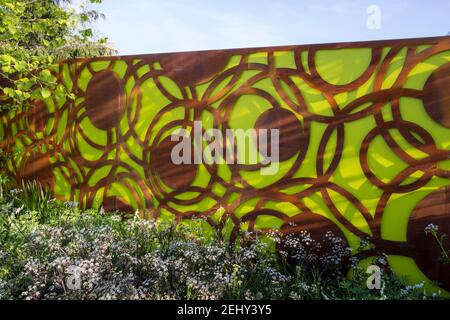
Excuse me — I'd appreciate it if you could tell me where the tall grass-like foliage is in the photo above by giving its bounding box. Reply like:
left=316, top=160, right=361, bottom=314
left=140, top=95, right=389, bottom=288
left=21, top=180, right=52, bottom=214
left=0, top=173, right=9, bottom=200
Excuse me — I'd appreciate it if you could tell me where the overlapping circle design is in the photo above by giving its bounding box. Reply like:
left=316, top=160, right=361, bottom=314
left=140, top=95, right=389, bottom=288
left=1, top=38, right=449, bottom=291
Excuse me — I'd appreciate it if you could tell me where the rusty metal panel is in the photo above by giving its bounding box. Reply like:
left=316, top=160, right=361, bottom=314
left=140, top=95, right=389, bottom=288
left=1, top=36, right=449, bottom=291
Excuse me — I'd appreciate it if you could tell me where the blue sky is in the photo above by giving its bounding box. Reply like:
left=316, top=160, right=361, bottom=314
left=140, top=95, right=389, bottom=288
left=93, top=0, right=450, bottom=55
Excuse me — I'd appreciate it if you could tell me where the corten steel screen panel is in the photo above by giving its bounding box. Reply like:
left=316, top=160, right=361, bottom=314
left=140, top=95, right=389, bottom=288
left=1, top=36, right=449, bottom=292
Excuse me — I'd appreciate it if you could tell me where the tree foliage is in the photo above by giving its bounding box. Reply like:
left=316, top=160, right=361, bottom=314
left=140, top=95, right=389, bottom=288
left=0, top=0, right=116, bottom=111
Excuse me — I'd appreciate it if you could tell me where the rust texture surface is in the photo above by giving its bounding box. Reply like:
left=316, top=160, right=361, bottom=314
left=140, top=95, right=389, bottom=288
left=1, top=36, right=449, bottom=291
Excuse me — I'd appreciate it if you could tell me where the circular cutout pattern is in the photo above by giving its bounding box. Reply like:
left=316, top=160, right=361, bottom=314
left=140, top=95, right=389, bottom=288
left=150, top=136, right=197, bottom=190
left=423, top=63, right=450, bottom=128
left=2, top=41, right=450, bottom=294
left=85, top=70, right=125, bottom=130
left=254, top=108, right=305, bottom=162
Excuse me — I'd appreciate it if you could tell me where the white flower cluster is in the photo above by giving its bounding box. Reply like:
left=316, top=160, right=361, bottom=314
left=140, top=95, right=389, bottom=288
left=1, top=213, right=304, bottom=300
left=424, top=224, right=439, bottom=235
left=0, top=206, right=434, bottom=300
left=278, top=229, right=353, bottom=280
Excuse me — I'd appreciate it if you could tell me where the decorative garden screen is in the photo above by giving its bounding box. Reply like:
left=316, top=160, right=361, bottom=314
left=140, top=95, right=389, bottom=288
left=1, top=36, right=449, bottom=292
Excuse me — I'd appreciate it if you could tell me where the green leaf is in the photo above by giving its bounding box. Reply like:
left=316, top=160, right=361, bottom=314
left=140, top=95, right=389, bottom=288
left=1, top=66, right=12, bottom=73
left=40, top=69, right=51, bottom=78
left=0, top=0, right=111, bottom=113
left=7, top=24, right=17, bottom=35
left=40, top=88, right=51, bottom=99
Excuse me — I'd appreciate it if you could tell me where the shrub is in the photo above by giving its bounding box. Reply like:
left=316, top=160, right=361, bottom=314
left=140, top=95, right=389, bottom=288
left=0, top=187, right=439, bottom=300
